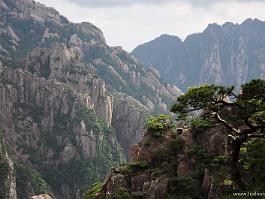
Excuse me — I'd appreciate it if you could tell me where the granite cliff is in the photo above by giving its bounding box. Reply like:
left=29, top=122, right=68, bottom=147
left=0, top=0, right=182, bottom=198
left=85, top=119, right=230, bottom=199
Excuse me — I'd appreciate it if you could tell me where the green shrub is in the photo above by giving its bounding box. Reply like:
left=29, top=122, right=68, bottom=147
left=126, top=161, right=149, bottom=173
left=189, top=117, right=213, bottom=134
left=0, top=162, right=10, bottom=198
left=144, top=115, right=170, bottom=138
left=0, top=129, right=6, bottom=159
left=106, top=187, right=131, bottom=199
left=240, top=138, right=265, bottom=191
left=15, top=164, right=53, bottom=199
left=83, top=182, right=103, bottom=199
left=143, top=139, right=152, bottom=147
left=153, top=148, right=172, bottom=165
left=166, top=176, right=201, bottom=198
left=131, top=192, right=144, bottom=199
left=187, top=144, right=207, bottom=160
left=169, top=137, right=183, bottom=153
left=209, top=155, right=230, bottom=169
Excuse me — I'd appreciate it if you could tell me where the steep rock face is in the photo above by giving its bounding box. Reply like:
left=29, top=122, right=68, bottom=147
left=0, top=130, right=17, bottom=199
left=95, top=124, right=229, bottom=199
left=0, top=0, right=104, bottom=64
left=0, top=155, right=17, bottom=199
left=21, top=43, right=113, bottom=125
left=132, top=19, right=265, bottom=91
left=0, top=1, right=183, bottom=198
left=111, top=92, right=149, bottom=157
left=0, top=0, right=182, bottom=110
left=0, top=66, right=125, bottom=199
left=0, top=0, right=182, bottom=158
left=69, top=36, right=182, bottom=113
left=20, top=43, right=150, bottom=158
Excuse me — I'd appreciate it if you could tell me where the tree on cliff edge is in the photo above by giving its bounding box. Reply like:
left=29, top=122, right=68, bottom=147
left=171, top=79, right=265, bottom=190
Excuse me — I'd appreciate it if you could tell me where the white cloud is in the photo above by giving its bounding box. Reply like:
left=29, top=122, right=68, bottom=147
left=37, top=0, right=265, bottom=51
left=62, top=0, right=265, bottom=8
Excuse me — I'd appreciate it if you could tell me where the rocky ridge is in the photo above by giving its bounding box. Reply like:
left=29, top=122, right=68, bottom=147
left=132, top=19, right=265, bottom=91
left=88, top=122, right=229, bottom=199
left=0, top=64, right=126, bottom=198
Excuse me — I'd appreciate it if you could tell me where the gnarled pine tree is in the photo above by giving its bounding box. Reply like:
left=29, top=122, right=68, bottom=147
left=171, top=79, right=265, bottom=190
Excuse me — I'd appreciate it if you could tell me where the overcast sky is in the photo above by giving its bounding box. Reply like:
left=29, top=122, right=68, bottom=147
left=37, top=0, right=265, bottom=51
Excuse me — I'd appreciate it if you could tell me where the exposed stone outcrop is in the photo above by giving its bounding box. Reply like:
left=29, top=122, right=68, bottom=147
left=111, top=92, right=149, bottom=157
left=20, top=43, right=150, bottom=158
left=0, top=65, right=125, bottom=198
left=32, top=194, right=53, bottom=199
left=97, top=123, right=229, bottom=199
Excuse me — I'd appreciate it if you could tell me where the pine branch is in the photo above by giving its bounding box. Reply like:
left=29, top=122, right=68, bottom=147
left=213, top=112, right=241, bottom=135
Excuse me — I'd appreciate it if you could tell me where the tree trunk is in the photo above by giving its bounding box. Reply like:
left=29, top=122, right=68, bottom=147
left=230, top=134, right=247, bottom=190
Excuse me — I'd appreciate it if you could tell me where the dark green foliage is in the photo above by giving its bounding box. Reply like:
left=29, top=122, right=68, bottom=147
left=42, top=160, right=103, bottom=196
left=153, top=148, right=172, bottom=165
left=0, top=129, right=6, bottom=159
left=236, top=79, right=265, bottom=126
left=43, top=144, right=122, bottom=197
left=131, top=192, right=144, bottom=199
left=187, top=144, right=207, bottom=160
left=106, top=187, right=131, bottom=199
left=171, top=80, right=265, bottom=190
left=166, top=176, right=202, bottom=199
left=144, top=114, right=170, bottom=137
left=189, top=117, right=213, bottom=134
left=240, top=138, right=265, bottom=191
left=239, top=79, right=265, bottom=101
left=75, top=104, right=107, bottom=134
left=83, top=182, right=103, bottom=199
left=209, top=155, right=230, bottom=169
left=186, top=143, right=210, bottom=181
left=15, top=164, right=53, bottom=199
left=31, top=107, right=45, bottom=124
left=169, top=136, right=183, bottom=152
left=0, top=162, right=10, bottom=199
left=125, top=161, right=149, bottom=173
left=171, top=84, right=234, bottom=119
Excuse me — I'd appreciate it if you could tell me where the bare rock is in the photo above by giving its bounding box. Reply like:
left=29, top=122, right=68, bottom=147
left=148, top=176, right=168, bottom=199
left=177, top=160, right=191, bottom=177
left=106, top=174, right=128, bottom=194
left=202, top=168, right=213, bottom=195
left=131, top=174, right=149, bottom=192
left=32, top=194, right=53, bottom=199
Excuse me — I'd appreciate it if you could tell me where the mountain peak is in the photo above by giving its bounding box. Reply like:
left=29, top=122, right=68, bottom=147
left=204, top=23, right=222, bottom=34
left=133, top=18, right=265, bottom=91
left=159, top=34, right=182, bottom=41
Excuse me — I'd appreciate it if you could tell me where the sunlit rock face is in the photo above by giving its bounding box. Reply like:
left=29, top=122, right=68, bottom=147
left=133, top=19, right=265, bottom=91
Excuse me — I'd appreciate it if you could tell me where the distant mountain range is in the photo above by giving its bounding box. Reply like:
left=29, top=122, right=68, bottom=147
left=132, top=18, right=265, bottom=91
